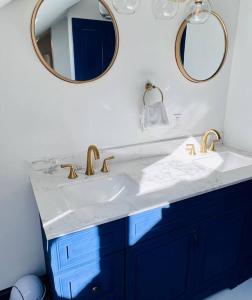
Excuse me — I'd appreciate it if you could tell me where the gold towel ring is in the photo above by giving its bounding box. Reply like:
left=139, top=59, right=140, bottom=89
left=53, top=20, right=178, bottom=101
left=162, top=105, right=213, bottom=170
left=143, top=83, right=164, bottom=106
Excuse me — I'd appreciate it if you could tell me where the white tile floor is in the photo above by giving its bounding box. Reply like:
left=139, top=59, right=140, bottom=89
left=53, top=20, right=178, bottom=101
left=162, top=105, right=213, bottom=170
left=205, top=279, right=252, bottom=300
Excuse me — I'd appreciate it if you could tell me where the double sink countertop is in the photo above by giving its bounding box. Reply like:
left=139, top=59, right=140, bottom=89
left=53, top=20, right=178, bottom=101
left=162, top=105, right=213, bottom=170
left=30, top=137, right=252, bottom=240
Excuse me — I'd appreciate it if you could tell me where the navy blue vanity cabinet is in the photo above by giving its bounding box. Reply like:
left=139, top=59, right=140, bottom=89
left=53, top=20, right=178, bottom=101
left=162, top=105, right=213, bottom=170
left=126, top=227, right=197, bottom=300
left=193, top=210, right=245, bottom=299
left=238, top=205, right=252, bottom=284
left=53, top=252, right=124, bottom=300
left=42, top=179, right=252, bottom=300
left=43, top=219, right=125, bottom=300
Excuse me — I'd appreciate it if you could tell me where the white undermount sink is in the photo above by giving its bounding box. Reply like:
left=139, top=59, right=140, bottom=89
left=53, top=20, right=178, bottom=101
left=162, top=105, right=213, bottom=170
left=60, top=174, right=138, bottom=210
left=194, top=151, right=252, bottom=172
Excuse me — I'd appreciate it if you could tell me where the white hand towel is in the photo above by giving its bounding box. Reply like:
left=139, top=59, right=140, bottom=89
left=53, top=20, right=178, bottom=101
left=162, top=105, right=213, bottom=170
left=141, top=101, right=169, bottom=130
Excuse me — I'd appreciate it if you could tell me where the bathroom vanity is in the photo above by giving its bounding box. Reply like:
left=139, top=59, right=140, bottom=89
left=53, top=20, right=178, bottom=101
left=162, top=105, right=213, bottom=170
left=30, top=141, right=252, bottom=300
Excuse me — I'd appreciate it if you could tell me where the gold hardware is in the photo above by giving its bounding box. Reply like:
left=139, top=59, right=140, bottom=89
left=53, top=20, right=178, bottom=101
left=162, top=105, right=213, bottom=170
left=61, top=164, right=78, bottom=180
left=101, top=156, right=115, bottom=173
left=175, top=11, right=228, bottom=83
left=209, top=139, right=220, bottom=152
left=186, top=144, right=196, bottom=156
left=200, top=129, right=221, bottom=153
left=30, top=0, right=119, bottom=84
left=143, top=82, right=164, bottom=106
left=85, top=145, right=100, bottom=176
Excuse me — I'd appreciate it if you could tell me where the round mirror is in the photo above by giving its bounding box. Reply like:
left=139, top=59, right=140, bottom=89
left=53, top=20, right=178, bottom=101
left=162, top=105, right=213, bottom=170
left=175, top=12, right=228, bottom=83
left=31, top=0, right=119, bottom=83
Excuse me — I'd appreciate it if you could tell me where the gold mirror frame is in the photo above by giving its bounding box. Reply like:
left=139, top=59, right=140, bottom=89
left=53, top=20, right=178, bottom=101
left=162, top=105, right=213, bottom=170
left=31, top=0, right=119, bottom=84
left=175, top=12, right=228, bottom=83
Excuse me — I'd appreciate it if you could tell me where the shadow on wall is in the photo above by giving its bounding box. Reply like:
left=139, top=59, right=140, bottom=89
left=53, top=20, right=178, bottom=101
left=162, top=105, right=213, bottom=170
left=0, top=0, right=13, bottom=9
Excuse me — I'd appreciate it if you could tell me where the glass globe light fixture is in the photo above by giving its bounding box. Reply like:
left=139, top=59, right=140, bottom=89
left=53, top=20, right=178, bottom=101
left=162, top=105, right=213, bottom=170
left=152, top=0, right=179, bottom=20
left=112, top=0, right=141, bottom=15
left=186, top=0, right=212, bottom=24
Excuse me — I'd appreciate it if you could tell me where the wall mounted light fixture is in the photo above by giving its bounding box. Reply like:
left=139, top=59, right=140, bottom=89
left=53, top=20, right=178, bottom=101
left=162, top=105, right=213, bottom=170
left=112, top=0, right=141, bottom=15
left=111, top=0, right=212, bottom=24
left=185, top=0, right=212, bottom=24
left=152, top=0, right=179, bottom=20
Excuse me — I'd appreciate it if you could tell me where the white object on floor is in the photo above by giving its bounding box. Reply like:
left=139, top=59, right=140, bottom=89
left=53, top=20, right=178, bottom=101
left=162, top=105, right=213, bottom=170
left=10, top=275, right=46, bottom=300
left=204, top=278, right=252, bottom=299
left=141, top=101, right=169, bottom=130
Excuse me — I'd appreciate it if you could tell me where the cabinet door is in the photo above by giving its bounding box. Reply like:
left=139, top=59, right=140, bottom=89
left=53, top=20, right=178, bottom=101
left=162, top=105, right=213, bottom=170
left=126, top=228, right=196, bottom=300
left=243, top=207, right=252, bottom=258
left=238, top=206, right=252, bottom=283
left=55, top=252, right=124, bottom=300
left=196, top=210, right=244, bottom=292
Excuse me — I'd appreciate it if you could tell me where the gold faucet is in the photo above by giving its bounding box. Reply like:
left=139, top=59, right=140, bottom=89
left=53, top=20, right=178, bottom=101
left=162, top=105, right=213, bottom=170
left=200, top=129, right=221, bottom=153
left=85, top=145, right=100, bottom=176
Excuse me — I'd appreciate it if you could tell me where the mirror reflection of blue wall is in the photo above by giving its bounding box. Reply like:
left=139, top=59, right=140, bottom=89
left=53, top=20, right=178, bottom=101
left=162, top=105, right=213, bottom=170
left=72, top=18, right=116, bottom=81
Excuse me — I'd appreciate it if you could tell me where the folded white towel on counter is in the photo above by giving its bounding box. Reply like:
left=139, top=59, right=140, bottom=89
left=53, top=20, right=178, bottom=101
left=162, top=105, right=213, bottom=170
left=141, top=101, right=169, bottom=130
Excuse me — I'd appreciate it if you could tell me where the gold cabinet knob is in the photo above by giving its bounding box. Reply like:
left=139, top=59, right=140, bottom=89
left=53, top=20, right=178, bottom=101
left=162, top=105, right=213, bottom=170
left=91, top=286, right=101, bottom=294
left=186, top=144, right=196, bottom=156
left=101, top=156, right=115, bottom=173
left=61, top=164, right=78, bottom=180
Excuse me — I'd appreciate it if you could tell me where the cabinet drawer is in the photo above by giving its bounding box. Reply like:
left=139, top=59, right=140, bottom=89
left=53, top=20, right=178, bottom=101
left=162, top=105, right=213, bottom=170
left=48, top=219, right=125, bottom=274
left=54, top=252, right=124, bottom=300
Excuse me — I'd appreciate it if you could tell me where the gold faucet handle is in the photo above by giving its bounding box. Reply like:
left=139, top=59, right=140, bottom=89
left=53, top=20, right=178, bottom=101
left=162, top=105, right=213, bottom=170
left=101, top=156, right=115, bottom=173
left=61, top=164, right=78, bottom=180
left=186, top=144, right=196, bottom=156
left=209, top=139, right=221, bottom=152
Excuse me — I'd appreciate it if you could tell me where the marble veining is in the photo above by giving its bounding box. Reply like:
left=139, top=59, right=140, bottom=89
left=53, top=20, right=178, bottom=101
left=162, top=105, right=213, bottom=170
left=30, top=137, right=252, bottom=240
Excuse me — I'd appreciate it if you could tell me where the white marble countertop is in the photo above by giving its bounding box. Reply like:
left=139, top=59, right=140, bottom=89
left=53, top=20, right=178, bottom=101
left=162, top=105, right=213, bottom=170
left=30, top=137, right=252, bottom=240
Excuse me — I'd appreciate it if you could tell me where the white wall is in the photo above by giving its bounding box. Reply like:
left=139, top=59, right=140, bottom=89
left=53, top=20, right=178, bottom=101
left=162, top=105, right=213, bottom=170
left=0, top=0, right=240, bottom=290
left=224, top=0, right=252, bottom=152
left=0, top=0, right=12, bottom=9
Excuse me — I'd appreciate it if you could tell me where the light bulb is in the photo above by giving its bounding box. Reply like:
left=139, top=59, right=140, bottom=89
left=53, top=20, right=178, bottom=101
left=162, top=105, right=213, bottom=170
left=152, top=0, right=179, bottom=20
left=186, top=0, right=212, bottom=24
left=112, top=0, right=140, bottom=15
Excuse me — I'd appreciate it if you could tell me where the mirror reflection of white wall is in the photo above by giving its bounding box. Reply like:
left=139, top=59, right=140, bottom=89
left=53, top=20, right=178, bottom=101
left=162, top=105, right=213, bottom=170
left=184, top=15, right=225, bottom=81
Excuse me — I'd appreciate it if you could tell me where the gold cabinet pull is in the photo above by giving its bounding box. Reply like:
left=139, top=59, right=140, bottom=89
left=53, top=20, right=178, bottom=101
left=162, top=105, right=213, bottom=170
left=61, top=164, right=78, bottom=180
left=101, top=156, right=115, bottom=173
